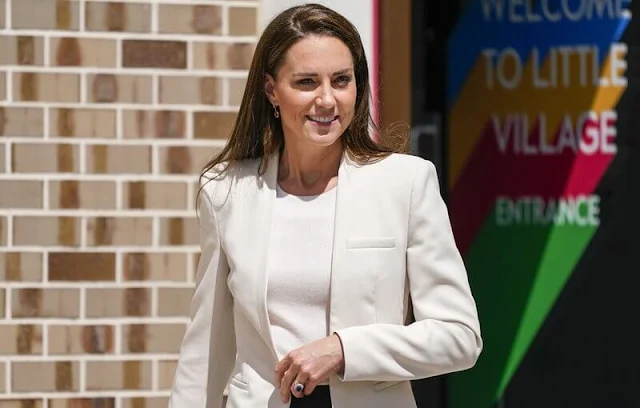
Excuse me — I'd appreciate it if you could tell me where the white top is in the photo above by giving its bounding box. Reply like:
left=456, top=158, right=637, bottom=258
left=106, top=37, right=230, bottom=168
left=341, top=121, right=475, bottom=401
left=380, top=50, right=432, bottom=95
left=266, top=184, right=337, bottom=361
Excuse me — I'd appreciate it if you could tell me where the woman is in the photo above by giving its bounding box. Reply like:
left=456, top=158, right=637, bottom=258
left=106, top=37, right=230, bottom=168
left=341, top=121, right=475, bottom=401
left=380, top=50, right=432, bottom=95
left=169, top=3, right=482, bottom=408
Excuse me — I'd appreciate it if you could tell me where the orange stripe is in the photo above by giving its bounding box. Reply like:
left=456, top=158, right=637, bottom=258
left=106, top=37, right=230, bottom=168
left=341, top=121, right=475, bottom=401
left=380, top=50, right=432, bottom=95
left=449, top=48, right=626, bottom=190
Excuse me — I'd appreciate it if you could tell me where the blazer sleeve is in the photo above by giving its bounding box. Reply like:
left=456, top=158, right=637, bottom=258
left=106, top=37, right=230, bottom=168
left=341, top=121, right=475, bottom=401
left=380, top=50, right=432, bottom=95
left=169, top=181, right=236, bottom=408
left=334, top=160, right=483, bottom=382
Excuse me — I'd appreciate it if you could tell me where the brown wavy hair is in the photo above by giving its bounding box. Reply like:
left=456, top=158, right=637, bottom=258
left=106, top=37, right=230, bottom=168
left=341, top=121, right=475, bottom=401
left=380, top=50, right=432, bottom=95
left=200, top=3, right=404, bottom=182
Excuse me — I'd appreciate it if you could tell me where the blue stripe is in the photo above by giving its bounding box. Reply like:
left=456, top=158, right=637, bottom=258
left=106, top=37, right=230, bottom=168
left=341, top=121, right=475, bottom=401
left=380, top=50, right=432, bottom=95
left=448, top=0, right=631, bottom=106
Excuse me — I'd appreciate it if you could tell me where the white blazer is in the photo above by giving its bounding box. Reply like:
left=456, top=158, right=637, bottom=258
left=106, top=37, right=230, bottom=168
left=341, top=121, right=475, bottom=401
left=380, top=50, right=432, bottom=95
left=169, top=151, right=482, bottom=408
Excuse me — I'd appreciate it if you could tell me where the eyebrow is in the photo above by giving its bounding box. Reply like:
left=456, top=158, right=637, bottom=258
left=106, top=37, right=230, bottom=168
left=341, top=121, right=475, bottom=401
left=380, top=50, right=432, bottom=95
left=292, top=68, right=353, bottom=77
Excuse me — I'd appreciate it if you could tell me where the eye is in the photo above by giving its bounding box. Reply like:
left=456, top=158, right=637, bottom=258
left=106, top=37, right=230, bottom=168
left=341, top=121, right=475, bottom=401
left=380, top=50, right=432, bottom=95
left=296, top=78, right=315, bottom=86
left=335, top=75, right=352, bottom=86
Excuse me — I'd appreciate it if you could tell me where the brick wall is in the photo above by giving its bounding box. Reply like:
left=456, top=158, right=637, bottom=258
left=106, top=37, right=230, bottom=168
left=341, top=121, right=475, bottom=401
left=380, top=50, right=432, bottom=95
left=0, top=0, right=258, bottom=406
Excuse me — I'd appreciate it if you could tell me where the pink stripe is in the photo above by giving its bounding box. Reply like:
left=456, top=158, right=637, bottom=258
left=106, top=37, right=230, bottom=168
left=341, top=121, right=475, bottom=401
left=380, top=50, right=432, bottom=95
left=371, top=0, right=380, bottom=141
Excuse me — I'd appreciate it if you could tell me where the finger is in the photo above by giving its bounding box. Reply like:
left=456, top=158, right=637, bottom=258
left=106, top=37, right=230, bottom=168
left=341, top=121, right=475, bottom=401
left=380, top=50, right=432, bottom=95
left=304, top=371, right=328, bottom=396
left=291, top=372, right=310, bottom=399
left=304, top=361, right=334, bottom=396
left=274, top=356, right=290, bottom=385
left=280, top=368, right=298, bottom=403
left=303, top=376, right=318, bottom=396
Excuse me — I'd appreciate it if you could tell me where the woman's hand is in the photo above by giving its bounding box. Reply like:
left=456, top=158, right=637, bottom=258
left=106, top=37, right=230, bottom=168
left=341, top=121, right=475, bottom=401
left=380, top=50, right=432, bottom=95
left=275, top=334, right=345, bottom=403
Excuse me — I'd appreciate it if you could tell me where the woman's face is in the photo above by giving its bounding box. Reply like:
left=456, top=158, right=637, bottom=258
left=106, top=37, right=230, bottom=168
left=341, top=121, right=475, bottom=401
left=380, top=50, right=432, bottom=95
left=266, top=34, right=357, bottom=149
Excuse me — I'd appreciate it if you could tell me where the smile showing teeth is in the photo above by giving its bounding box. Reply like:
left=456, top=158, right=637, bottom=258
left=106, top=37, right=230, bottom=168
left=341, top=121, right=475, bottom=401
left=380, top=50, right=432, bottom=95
left=308, top=115, right=336, bottom=123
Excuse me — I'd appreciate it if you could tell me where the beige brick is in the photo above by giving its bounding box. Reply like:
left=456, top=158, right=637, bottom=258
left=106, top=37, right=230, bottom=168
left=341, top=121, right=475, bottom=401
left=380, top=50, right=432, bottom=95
left=0, top=252, right=44, bottom=281
left=0, top=35, right=46, bottom=65
left=123, top=252, right=187, bottom=282
left=0, top=180, right=43, bottom=208
left=122, top=323, right=146, bottom=353
left=12, top=288, right=80, bottom=318
left=0, top=362, right=4, bottom=392
left=192, top=42, right=254, bottom=70
left=0, top=401, right=43, bottom=408
left=85, top=288, right=151, bottom=318
left=0, top=288, right=4, bottom=317
left=159, top=76, right=222, bottom=105
left=0, top=216, right=6, bottom=245
left=122, top=109, right=186, bottom=139
left=159, top=145, right=219, bottom=175
left=49, top=252, right=115, bottom=281
left=122, top=181, right=188, bottom=210
left=87, top=74, right=152, bottom=104
left=194, top=111, right=237, bottom=139
left=122, top=324, right=185, bottom=353
left=86, top=217, right=153, bottom=246
left=13, top=72, right=80, bottom=102
left=50, top=108, right=117, bottom=138
left=122, top=253, right=148, bottom=280
left=12, top=143, right=80, bottom=173
left=229, top=78, right=247, bottom=106
left=50, top=399, right=115, bottom=408
left=229, top=7, right=258, bottom=36
left=158, top=288, right=193, bottom=317
left=49, top=325, right=115, bottom=354
left=12, top=0, right=80, bottom=30
left=158, top=360, right=178, bottom=390
left=142, top=181, right=189, bottom=209
left=86, top=144, right=151, bottom=174
left=0, top=107, right=45, bottom=137
left=50, top=180, right=117, bottom=209
left=158, top=4, right=222, bottom=35
left=86, top=361, right=152, bottom=390
left=123, top=181, right=145, bottom=209
left=51, top=180, right=79, bottom=208
left=159, top=217, right=198, bottom=246
left=0, top=143, right=5, bottom=172
left=123, top=397, right=168, bottom=408
left=50, top=37, right=117, bottom=67
left=85, top=1, right=151, bottom=32
left=123, top=40, right=187, bottom=69
left=12, top=362, right=80, bottom=392
left=0, top=324, right=44, bottom=354
left=13, top=216, right=81, bottom=246
left=0, top=72, right=6, bottom=101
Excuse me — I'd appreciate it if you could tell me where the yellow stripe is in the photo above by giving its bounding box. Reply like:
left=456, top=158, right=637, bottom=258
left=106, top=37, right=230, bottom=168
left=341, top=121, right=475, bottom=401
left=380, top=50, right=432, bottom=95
left=449, top=49, right=626, bottom=190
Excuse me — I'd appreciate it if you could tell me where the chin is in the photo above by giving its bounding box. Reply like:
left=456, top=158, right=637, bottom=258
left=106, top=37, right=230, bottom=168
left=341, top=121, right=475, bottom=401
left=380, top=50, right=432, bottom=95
left=307, top=132, right=342, bottom=147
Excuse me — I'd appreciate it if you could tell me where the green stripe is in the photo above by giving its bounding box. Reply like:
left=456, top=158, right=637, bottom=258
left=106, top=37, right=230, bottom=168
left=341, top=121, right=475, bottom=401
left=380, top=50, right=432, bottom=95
left=448, top=207, right=552, bottom=408
left=496, top=223, right=596, bottom=399
left=447, top=206, right=595, bottom=408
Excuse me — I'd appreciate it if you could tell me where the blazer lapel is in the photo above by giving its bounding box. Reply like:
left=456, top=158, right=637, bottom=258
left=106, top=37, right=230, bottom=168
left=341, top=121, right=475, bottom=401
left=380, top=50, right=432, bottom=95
left=329, top=153, right=353, bottom=333
left=251, top=150, right=354, bottom=359
left=252, top=151, right=280, bottom=360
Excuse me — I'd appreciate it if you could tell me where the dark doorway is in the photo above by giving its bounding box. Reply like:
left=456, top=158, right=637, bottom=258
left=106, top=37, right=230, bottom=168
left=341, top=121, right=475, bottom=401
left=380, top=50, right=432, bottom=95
left=409, top=0, right=465, bottom=406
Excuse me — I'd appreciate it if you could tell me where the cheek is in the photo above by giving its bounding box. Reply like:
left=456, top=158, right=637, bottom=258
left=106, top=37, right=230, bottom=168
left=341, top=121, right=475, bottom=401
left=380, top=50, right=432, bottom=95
left=277, top=91, right=312, bottom=115
left=339, top=92, right=357, bottom=117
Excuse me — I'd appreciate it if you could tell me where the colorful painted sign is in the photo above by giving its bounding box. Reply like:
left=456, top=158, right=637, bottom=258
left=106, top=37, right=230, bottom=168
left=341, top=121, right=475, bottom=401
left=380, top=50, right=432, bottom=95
left=447, top=0, right=633, bottom=406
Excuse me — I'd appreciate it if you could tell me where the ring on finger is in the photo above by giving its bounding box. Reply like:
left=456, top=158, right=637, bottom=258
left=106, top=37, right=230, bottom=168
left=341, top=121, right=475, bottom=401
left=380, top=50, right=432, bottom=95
left=293, top=380, right=305, bottom=394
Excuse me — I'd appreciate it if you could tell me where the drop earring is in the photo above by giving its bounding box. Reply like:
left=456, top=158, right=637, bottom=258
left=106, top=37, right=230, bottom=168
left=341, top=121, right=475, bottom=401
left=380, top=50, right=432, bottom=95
left=272, top=104, right=280, bottom=119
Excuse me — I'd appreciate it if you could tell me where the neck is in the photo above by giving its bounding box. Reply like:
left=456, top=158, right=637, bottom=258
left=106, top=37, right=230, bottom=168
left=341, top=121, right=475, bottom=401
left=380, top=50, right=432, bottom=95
left=278, top=141, right=343, bottom=192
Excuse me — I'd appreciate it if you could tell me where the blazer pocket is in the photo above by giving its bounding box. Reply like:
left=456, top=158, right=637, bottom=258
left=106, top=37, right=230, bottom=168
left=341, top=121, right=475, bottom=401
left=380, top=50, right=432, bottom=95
left=229, top=376, right=250, bottom=393
left=347, top=237, right=396, bottom=249
left=374, top=380, right=404, bottom=391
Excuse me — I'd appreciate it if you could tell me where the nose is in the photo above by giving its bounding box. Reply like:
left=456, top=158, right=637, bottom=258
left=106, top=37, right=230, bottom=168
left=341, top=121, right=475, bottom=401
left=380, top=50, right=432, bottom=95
left=315, top=83, right=335, bottom=108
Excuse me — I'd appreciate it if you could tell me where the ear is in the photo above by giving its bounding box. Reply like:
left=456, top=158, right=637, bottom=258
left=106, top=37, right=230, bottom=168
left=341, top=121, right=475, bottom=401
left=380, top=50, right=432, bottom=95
left=264, top=73, right=278, bottom=105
